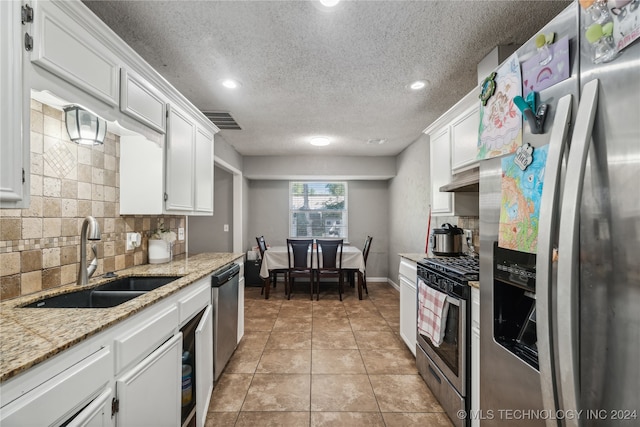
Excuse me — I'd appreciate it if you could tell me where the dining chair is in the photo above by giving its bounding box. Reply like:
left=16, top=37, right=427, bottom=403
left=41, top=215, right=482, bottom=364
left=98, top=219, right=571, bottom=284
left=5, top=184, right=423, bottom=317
left=344, top=235, right=372, bottom=294
left=256, top=236, right=286, bottom=295
left=361, top=235, right=373, bottom=294
left=315, top=239, right=344, bottom=301
left=286, top=239, right=314, bottom=300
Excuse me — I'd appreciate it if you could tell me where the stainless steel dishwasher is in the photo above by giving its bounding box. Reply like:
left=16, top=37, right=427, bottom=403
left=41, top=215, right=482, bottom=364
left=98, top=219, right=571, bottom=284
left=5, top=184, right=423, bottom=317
left=211, top=262, right=240, bottom=381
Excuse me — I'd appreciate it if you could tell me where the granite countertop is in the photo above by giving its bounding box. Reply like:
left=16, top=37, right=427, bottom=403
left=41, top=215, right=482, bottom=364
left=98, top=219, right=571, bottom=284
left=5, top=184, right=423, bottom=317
left=0, top=252, right=243, bottom=383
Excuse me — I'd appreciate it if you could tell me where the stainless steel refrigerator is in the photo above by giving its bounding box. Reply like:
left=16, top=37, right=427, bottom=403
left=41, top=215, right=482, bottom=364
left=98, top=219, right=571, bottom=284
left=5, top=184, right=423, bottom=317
left=480, top=2, right=639, bottom=426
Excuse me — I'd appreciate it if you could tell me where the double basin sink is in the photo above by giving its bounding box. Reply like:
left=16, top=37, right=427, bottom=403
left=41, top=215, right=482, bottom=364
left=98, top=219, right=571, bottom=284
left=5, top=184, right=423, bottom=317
left=22, top=276, right=183, bottom=309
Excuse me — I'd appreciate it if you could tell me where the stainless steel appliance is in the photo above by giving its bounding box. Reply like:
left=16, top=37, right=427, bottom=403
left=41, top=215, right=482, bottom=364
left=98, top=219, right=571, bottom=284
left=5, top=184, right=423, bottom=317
left=417, top=256, right=479, bottom=427
left=211, top=263, right=240, bottom=382
left=480, top=3, right=640, bottom=426
left=431, top=223, right=465, bottom=256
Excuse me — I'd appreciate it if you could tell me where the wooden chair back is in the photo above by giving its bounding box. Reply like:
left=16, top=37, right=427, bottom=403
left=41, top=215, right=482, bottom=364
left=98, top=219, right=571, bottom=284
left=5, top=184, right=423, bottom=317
left=287, top=239, right=313, bottom=270
left=363, top=236, right=373, bottom=265
left=316, top=239, right=344, bottom=270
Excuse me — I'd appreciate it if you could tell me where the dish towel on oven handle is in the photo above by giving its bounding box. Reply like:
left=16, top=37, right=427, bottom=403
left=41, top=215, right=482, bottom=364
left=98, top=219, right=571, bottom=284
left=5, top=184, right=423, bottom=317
left=417, top=279, right=450, bottom=347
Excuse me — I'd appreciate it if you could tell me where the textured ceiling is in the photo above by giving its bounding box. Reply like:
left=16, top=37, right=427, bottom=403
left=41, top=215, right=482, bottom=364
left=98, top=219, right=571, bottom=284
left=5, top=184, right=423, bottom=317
left=83, top=0, right=571, bottom=157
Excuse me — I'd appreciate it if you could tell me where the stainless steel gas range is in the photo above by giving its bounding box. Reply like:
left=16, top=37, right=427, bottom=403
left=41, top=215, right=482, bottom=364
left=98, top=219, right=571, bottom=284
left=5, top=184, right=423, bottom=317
left=416, top=256, right=479, bottom=427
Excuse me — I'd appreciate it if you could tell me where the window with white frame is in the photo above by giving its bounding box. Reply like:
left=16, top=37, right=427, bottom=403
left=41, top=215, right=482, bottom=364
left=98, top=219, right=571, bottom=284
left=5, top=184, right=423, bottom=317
left=289, top=182, right=348, bottom=239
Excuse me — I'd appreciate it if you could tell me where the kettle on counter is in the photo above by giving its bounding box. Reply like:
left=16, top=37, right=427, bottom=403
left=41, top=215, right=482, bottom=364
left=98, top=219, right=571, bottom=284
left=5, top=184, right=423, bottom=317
left=430, top=223, right=464, bottom=256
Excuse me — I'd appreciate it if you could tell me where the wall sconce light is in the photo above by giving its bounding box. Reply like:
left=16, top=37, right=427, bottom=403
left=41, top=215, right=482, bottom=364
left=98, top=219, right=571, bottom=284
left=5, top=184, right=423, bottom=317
left=63, top=106, right=107, bottom=145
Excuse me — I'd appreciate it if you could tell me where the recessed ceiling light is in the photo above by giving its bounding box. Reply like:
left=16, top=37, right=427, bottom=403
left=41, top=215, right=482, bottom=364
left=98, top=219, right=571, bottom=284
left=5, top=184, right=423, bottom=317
left=310, top=137, right=330, bottom=146
left=409, top=80, right=427, bottom=90
left=320, top=0, right=340, bottom=7
left=221, top=79, right=241, bottom=89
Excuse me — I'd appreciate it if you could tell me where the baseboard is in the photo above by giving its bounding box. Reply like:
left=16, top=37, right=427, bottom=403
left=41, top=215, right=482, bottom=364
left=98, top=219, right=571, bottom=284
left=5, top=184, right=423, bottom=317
left=367, top=277, right=399, bottom=292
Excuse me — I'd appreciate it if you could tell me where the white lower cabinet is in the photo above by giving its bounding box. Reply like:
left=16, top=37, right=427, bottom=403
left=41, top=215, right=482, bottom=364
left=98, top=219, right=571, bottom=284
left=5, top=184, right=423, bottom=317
left=0, top=347, right=112, bottom=426
left=116, top=333, right=182, bottom=427
left=67, top=388, right=113, bottom=427
left=399, top=258, right=418, bottom=356
left=471, top=286, right=480, bottom=427
left=0, top=270, right=232, bottom=427
left=195, top=305, right=214, bottom=427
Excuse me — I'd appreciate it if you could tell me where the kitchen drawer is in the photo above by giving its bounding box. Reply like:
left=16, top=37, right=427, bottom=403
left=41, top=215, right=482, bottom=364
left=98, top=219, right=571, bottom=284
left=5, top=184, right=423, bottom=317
left=114, top=305, right=178, bottom=374
left=178, top=278, right=210, bottom=325
left=0, top=347, right=112, bottom=426
left=399, top=258, right=418, bottom=282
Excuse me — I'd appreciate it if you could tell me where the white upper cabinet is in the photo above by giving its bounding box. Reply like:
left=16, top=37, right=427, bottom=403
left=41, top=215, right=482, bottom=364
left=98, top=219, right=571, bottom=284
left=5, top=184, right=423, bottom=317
left=0, top=1, right=28, bottom=208
left=30, top=0, right=120, bottom=106
left=450, top=99, right=480, bottom=173
left=120, top=68, right=167, bottom=134
left=165, top=103, right=216, bottom=215
left=13, top=0, right=218, bottom=215
left=119, top=135, right=165, bottom=215
left=424, top=87, right=480, bottom=217
left=120, top=107, right=216, bottom=216
left=429, top=128, right=454, bottom=215
left=166, top=103, right=197, bottom=212
left=194, top=126, right=215, bottom=214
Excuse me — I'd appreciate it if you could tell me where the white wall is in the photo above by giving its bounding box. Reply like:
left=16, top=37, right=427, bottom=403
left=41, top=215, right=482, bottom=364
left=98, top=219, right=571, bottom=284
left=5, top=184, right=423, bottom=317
left=187, top=166, right=233, bottom=253
left=243, top=155, right=395, bottom=180
left=387, top=134, right=431, bottom=281
left=245, top=180, right=389, bottom=278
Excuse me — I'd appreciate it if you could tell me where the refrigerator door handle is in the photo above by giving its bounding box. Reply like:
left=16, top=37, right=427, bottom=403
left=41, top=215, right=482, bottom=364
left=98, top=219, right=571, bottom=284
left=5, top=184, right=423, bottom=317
left=557, top=79, right=599, bottom=427
left=536, top=93, right=573, bottom=427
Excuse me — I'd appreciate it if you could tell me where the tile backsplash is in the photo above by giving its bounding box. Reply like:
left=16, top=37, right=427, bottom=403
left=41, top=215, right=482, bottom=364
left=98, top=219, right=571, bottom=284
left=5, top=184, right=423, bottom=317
left=0, top=100, right=185, bottom=300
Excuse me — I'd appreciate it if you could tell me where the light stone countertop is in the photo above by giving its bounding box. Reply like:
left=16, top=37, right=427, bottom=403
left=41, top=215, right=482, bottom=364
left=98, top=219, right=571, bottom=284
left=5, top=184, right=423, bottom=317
left=398, top=253, right=428, bottom=263
left=0, top=252, right=243, bottom=383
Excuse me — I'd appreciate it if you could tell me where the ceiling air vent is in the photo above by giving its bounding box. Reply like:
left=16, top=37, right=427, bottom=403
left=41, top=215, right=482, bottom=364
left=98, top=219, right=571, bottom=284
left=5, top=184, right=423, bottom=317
left=201, top=111, right=241, bottom=130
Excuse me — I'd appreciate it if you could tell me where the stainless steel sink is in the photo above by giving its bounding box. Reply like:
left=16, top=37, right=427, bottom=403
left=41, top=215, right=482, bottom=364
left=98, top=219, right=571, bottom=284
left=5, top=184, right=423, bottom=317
left=21, top=276, right=183, bottom=308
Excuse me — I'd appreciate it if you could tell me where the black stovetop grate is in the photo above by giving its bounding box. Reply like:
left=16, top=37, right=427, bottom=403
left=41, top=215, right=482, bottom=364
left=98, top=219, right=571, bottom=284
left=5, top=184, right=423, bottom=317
left=419, top=256, right=479, bottom=281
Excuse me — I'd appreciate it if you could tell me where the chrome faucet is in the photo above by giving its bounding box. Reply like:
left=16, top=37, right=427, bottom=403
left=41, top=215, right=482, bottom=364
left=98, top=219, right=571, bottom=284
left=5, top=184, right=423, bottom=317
left=77, top=216, right=101, bottom=286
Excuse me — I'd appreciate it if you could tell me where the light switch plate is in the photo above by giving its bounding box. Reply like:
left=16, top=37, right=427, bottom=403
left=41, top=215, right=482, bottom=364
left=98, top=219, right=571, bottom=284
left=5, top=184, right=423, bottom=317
left=223, top=224, right=229, bottom=232
left=178, top=227, right=184, bottom=241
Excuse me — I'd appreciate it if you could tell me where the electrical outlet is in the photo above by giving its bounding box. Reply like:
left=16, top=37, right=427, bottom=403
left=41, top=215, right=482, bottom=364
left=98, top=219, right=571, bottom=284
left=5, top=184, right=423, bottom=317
left=178, top=227, right=184, bottom=241
left=223, top=224, right=229, bottom=232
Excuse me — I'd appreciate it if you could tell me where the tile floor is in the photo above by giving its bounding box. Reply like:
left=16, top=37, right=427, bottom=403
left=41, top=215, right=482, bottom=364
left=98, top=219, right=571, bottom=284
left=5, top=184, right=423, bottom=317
left=205, top=280, right=453, bottom=426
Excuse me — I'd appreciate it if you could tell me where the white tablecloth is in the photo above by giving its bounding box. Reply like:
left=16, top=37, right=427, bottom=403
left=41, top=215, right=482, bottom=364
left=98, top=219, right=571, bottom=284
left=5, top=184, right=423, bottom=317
left=259, top=245, right=365, bottom=278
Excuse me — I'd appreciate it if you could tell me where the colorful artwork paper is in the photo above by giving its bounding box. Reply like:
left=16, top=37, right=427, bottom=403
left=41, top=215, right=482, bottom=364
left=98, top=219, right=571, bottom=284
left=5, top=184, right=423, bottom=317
left=477, top=54, right=523, bottom=160
left=498, top=144, right=549, bottom=254
left=521, top=36, right=570, bottom=97
left=608, top=0, right=640, bottom=53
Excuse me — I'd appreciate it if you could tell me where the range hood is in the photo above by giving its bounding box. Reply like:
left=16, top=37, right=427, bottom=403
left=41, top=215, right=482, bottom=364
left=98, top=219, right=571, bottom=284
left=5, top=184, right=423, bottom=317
left=439, top=167, right=479, bottom=192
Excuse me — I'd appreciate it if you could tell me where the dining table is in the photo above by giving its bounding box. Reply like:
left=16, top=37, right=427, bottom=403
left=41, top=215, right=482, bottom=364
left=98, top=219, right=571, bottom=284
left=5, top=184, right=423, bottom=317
left=259, top=245, right=366, bottom=300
